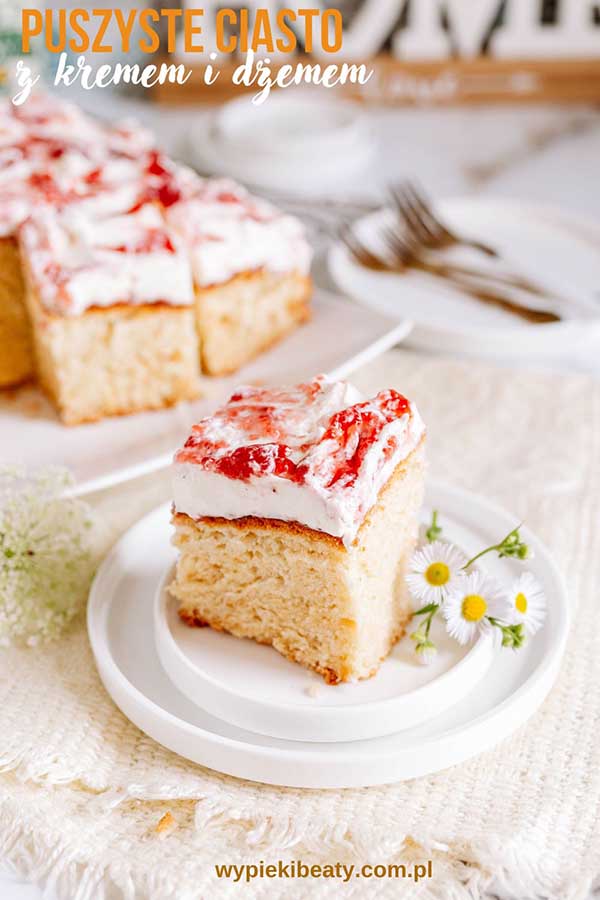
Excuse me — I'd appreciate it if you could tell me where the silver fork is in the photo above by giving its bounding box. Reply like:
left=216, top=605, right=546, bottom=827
left=391, top=181, right=498, bottom=258
left=390, top=184, right=573, bottom=299
left=340, top=224, right=561, bottom=325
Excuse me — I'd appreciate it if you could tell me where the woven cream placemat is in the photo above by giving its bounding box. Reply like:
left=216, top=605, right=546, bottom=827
left=1, top=349, right=598, bottom=900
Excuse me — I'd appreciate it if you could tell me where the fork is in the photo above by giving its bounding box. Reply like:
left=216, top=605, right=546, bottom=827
left=390, top=181, right=499, bottom=258
left=339, top=225, right=561, bottom=325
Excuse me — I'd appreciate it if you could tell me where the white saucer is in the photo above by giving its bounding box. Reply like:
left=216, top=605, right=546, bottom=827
left=189, top=94, right=376, bottom=196
left=328, top=197, right=600, bottom=358
left=154, top=566, right=495, bottom=743
left=87, top=481, right=568, bottom=788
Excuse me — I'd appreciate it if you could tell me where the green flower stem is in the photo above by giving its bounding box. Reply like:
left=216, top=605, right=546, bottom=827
left=463, top=524, right=529, bottom=570
left=412, top=602, right=440, bottom=638
left=487, top=616, right=526, bottom=649
left=425, top=510, right=442, bottom=543
left=424, top=607, right=437, bottom=638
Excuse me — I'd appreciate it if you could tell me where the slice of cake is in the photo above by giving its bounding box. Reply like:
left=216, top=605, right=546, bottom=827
left=170, top=376, right=426, bottom=684
left=166, top=175, right=312, bottom=375
left=19, top=202, right=200, bottom=425
left=0, top=95, right=155, bottom=389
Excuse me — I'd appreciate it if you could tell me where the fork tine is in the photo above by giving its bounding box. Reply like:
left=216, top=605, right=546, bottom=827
left=381, top=224, right=414, bottom=265
left=406, top=181, right=452, bottom=241
left=400, top=183, right=440, bottom=242
left=339, top=225, right=385, bottom=269
left=393, top=183, right=437, bottom=245
left=404, top=182, right=440, bottom=235
left=382, top=225, right=406, bottom=255
left=338, top=226, right=365, bottom=262
left=390, top=185, right=422, bottom=237
left=339, top=224, right=365, bottom=256
left=380, top=227, right=402, bottom=260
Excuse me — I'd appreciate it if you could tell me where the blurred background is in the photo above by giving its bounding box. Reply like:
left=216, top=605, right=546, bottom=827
left=2, top=0, right=600, bottom=373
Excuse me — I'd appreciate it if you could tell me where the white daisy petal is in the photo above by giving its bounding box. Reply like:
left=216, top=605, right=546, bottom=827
left=507, top=572, right=546, bottom=635
left=443, top=571, right=507, bottom=645
left=407, top=540, right=469, bottom=606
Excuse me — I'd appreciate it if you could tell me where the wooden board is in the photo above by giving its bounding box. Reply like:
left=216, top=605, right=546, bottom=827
left=152, top=55, right=600, bottom=106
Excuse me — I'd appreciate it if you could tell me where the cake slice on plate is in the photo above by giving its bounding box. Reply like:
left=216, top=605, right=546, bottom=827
left=166, top=175, right=312, bottom=375
left=170, top=376, right=426, bottom=684
left=19, top=202, right=200, bottom=425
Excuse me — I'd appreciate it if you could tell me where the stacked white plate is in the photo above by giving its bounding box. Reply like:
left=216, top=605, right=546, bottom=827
left=87, top=481, right=568, bottom=789
left=189, top=92, right=376, bottom=195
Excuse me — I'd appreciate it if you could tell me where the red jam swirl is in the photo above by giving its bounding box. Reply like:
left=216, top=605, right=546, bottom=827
left=112, top=228, right=176, bottom=254
left=317, top=390, right=410, bottom=489
left=177, top=385, right=411, bottom=491
left=208, top=444, right=303, bottom=483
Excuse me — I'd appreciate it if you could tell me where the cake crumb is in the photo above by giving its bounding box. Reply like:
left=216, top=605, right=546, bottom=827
left=305, top=684, right=321, bottom=698
left=155, top=811, right=177, bottom=838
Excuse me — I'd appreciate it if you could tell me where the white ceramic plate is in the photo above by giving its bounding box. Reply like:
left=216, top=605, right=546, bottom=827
left=87, top=481, right=568, bottom=789
left=0, top=289, right=410, bottom=495
left=188, top=95, right=376, bottom=196
left=328, top=197, right=600, bottom=358
left=154, top=564, right=495, bottom=744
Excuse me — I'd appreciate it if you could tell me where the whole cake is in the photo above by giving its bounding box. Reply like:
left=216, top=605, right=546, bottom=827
left=169, top=376, right=426, bottom=684
left=0, top=94, right=312, bottom=420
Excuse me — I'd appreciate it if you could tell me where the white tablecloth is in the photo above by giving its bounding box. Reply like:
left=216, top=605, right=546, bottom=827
left=1, top=349, right=599, bottom=900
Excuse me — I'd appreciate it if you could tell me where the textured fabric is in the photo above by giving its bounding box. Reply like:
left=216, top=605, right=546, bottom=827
left=1, top=349, right=599, bottom=900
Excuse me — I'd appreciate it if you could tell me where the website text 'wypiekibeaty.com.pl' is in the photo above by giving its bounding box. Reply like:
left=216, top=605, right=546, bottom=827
left=214, top=859, right=434, bottom=884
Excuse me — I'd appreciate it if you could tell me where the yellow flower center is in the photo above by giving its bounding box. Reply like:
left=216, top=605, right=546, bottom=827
left=425, top=562, right=450, bottom=586
left=461, top=594, right=487, bottom=622
left=515, top=592, right=528, bottom=613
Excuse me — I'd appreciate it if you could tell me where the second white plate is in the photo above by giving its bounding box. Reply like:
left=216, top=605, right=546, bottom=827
left=87, top=481, right=568, bottom=789
left=328, top=197, right=600, bottom=359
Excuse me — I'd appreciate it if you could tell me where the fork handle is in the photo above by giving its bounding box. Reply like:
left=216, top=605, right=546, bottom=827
left=456, top=280, right=559, bottom=323
left=459, top=238, right=499, bottom=258
left=421, top=255, right=552, bottom=297
left=418, top=266, right=560, bottom=324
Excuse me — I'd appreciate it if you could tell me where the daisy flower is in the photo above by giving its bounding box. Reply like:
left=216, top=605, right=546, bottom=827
left=506, top=572, right=546, bottom=635
left=406, top=540, right=468, bottom=606
left=443, top=571, right=507, bottom=645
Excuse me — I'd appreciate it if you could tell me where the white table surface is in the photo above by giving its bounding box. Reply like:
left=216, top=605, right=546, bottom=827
left=3, top=90, right=600, bottom=900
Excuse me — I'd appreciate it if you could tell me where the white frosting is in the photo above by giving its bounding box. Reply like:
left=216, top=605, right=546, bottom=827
left=0, top=95, right=156, bottom=231
left=166, top=175, right=312, bottom=286
left=21, top=203, right=194, bottom=315
left=0, top=133, right=36, bottom=236
left=172, top=377, right=425, bottom=547
left=1, top=94, right=310, bottom=296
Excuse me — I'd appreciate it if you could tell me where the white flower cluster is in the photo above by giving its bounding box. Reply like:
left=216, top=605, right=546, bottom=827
left=407, top=515, right=547, bottom=665
left=0, top=466, right=100, bottom=646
